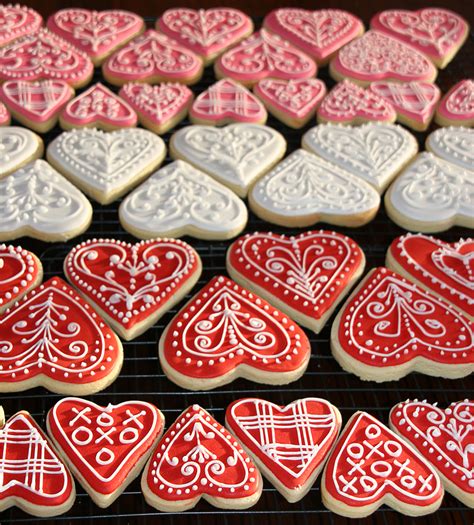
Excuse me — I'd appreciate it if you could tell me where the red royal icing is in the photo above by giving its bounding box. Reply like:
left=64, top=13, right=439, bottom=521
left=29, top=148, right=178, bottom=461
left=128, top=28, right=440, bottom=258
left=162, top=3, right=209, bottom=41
left=144, top=405, right=260, bottom=503
left=0, top=4, right=43, bottom=47
left=437, top=79, right=474, bottom=124
left=48, top=398, right=164, bottom=496
left=389, top=233, right=474, bottom=319
left=227, top=398, right=340, bottom=492
left=323, top=412, right=443, bottom=513
left=0, top=102, right=10, bottom=126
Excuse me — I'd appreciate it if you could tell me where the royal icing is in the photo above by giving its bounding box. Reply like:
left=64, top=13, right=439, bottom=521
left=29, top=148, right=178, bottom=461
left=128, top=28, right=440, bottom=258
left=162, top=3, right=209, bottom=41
left=0, top=127, right=43, bottom=179
left=390, top=400, right=473, bottom=506
left=263, top=8, right=363, bottom=63
left=143, top=405, right=261, bottom=506
left=426, top=127, right=474, bottom=171
left=103, top=30, right=203, bottom=85
left=65, top=238, right=200, bottom=338
left=0, top=28, right=93, bottom=87
left=119, top=160, right=247, bottom=240
left=302, top=123, right=418, bottom=192
left=388, top=233, right=474, bottom=319
left=0, top=277, right=122, bottom=393
left=227, top=230, right=364, bottom=329
left=0, top=243, right=41, bottom=313
left=48, top=398, right=164, bottom=500
left=227, top=398, right=341, bottom=494
left=0, top=4, right=42, bottom=47
left=0, top=102, right=9, bottom=126
left=170, top=124, right=286, bottom=197
left=250, top=149, right=380, bottom=224
left=190, top=78, right=267, bottom=124
left=436, top=79, right=474, bottom=126
left=216, top=29, right=316, bottom=84
left=157, top=8, right=253, bottom=61
left=331, top=30, right=437, bottom=85
left=0, top=160, right=92, bottom=240
left=317, top=80, right=396, bottom=124
left=60, top=83, right=137, bottom=129
left=323, top=412, right=443, bottom=516
left=335, top=267, right=473, bottom=377
left=160, top=276, right=310, bottom=386
left=47, top=9, right=144, bottom=63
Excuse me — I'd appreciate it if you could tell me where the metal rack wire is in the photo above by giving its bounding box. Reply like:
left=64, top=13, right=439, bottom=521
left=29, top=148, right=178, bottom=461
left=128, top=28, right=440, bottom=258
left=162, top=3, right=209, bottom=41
left=1, top=17, right=472, bottom=525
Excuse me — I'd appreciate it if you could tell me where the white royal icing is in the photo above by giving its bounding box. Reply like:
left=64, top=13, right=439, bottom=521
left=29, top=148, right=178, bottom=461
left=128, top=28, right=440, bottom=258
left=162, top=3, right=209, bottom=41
left=0, top=127, right=41, bottom=179
left=426, top=127, right=474, bottom=172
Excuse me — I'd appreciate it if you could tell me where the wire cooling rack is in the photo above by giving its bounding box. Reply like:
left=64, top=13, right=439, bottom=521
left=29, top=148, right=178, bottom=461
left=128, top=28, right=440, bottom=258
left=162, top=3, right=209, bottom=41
left=1, top=16, right=473, bottom=525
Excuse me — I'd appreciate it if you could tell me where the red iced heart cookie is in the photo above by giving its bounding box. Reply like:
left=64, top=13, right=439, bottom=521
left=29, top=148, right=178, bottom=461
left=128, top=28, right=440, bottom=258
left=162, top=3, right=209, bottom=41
left=264, top=8, right=363, bottom=64
left=0, top=102, right=10, bottom=126
left=47, top=397, right=164, bottom=507
left=141, top=404, right=262, bottom=511
left=227, top=230, right=365, bottom=333
left=390, top=399, right=474, bottom=507
left=0, top=4, right=42, bottom=47
left=322, top=411, right=444, bottom=517
left=387, top=233, right=474, bottom=320
left=436, top=79, right=474, bottom=127
left=331, top=267, right=474, bottom=381
left=159, top=275, right=311, bottom=390
left=65, top=238, right=201, bottom=340
left=0, top=277, right=123, bottom=394
left=0, top=409, right=75, bottom=517
left=226, top=398, right=341, bottom=502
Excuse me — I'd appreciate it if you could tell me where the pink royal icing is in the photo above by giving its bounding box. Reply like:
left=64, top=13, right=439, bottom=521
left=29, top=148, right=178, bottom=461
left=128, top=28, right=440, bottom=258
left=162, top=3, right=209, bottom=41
left=436, top=79, right=474, bottom=125
left=0, top=4, right=43, bottom=47
left=0, top=102, right=10, bottom=126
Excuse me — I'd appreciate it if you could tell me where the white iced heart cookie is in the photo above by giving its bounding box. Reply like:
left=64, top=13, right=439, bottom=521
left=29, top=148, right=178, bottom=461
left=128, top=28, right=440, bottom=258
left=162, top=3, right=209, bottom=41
left=249, top=149, right=380, bottom=228
left=170, top=124, right=286, bottom=197
left=47, top=128, right=166, bottom=205
left=0, top=160, right=92, bottom=242
left=425, top=127, right=474, bottom=172
left=385, top=152, right=474, bottom=233
left=0, top=127, right=43, bottom=179
left=302, top=123, right=418, bottom=192
left=119, top=160, right=248, bottom=240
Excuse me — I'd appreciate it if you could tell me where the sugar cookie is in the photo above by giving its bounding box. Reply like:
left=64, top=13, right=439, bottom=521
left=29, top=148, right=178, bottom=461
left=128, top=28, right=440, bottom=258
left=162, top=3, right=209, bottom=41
left=435, top=79, right=474, bottom=127
left=0, top=126, right=43, bottom=179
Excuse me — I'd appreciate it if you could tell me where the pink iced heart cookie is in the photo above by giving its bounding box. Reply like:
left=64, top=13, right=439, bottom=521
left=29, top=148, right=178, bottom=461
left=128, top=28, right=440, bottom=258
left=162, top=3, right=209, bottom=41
left=0, top=102, right=10, bottom=126
left=436, top=79, right=474, bottom=127
left=60, top=83, right=137, bottom=130
left=264, top=8, right=364, bottom=64
left=369, top=81, right=441, bottom=131
left=226, top=398, right=341, bottom=502
left=103, top=30, right=203, bottom=86
left=119, top=82, right=193, bottom=134
left=47, top=398, right=164, bottom=507
left=0, top=28, right=93, bottom=88
left=322, top=411, right=444, bottom=517
left=371, top=8, right=469, bottom=68
left=330, top=30, right=437, bottom=86
left=47, top=9, right=145, bottom=65
left=318, top=80, right=396, bottom=125
left=390, top=399, right=474, bottom=507
left=0, top=4, right=42, bottom=47
left=254, top=78, right=326, bottom=128
left=215, top=29, right=317, bottom=86
left=190, top=78, right=267, bottom=125
left=157, top=8, right=253, bottom=63
left=0, top=80, right=74, bottom=133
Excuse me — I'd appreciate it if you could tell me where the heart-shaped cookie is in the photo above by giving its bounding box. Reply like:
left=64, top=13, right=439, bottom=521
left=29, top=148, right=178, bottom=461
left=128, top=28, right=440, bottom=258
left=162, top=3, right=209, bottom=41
left=226, top=398, right=341, bottom=502
left=47, top=9, right=145, bottom=65
left=387, top=233, right=474, bottom=320
left=0, top=410, right=75, bottom=517
left=330, top=30, right=437, bottom=86
left=119, top=160, right=248, bottom=241
left=264, top=8, right=363, bottom=63
left=157, top=8, right=253, bottom=63
left=249, top=149, right=380, bottom=229
left=0, top=277, right=123, bottom=394
left=0, top=4, right=42, bottom=47
left=170, top=123, right=286, bottom=197
left=302, top=123, right=418, bottom=192
left=227, top=230, right=365, bottom=334
left=371, top=8, right=469, bottom=68
left=47, top=398, right=164, bottom=507
left=0, top=102, right=9, bottom=126
left=390, top=400, right=474, bottom=507
left=426, top=127, right=474, bottom=172
left=47, top=128, right=166, bottom=204
left=322, top=411, right=444, bottom=517
left=141, top=404, right=262, bottom=511
left=65, top=238, right=201, bottom=340
left=331, top=267, right=474, bottom=381
left=215, top=29, right=316, bottom=86
left=159, top=276, right=311, bottom=390
left=0, top=127, right=43, bottom=179
left=436, top=79, right=474, bottom=127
